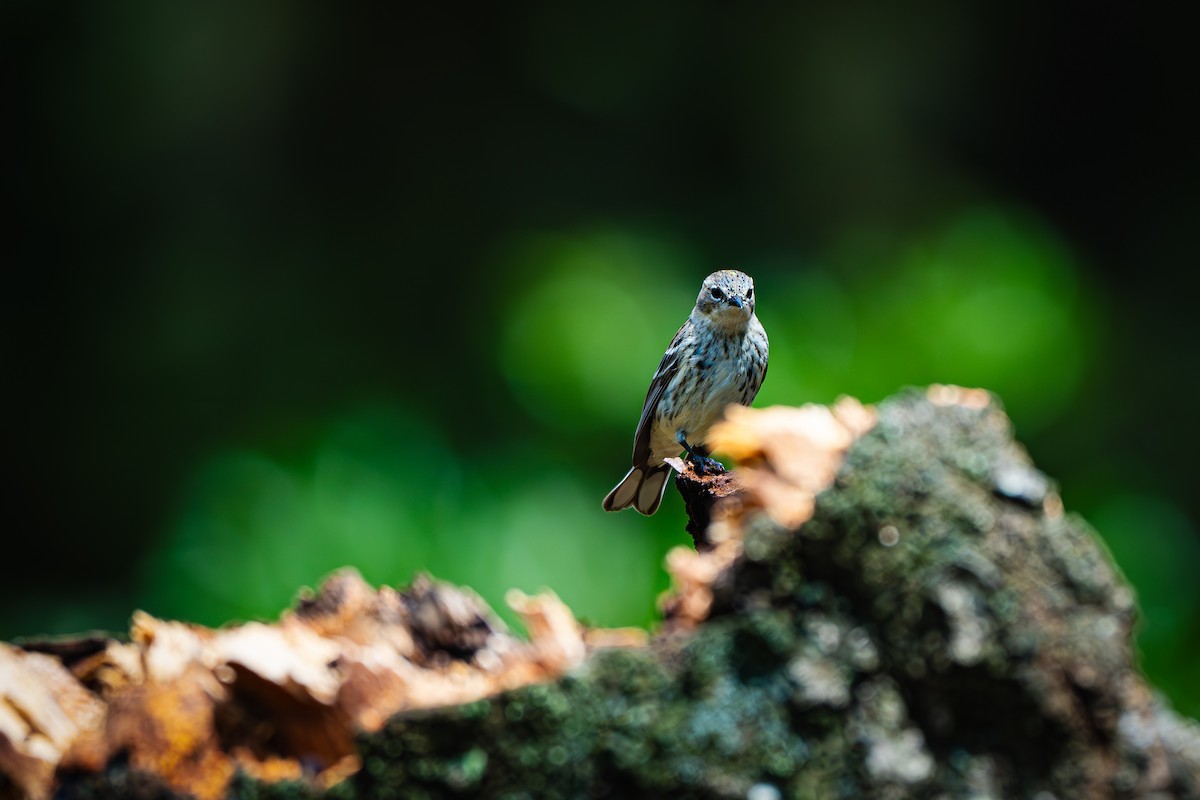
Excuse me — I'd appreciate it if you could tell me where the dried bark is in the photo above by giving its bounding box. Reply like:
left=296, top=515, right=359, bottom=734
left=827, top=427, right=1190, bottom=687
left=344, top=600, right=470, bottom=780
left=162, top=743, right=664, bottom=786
left=3, top=387, right=1199, bottom=799
left=1, top=576, right=610, bottom=800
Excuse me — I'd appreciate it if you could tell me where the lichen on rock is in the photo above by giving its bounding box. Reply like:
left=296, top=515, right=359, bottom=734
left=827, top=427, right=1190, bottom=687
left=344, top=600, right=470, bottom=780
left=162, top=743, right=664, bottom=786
left=344, top=388, right=1199, bottom=798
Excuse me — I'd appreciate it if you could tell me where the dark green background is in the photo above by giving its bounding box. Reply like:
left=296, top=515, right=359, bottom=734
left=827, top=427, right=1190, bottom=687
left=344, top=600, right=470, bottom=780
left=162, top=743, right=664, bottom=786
left=7, top=4, right=1197, bottom=717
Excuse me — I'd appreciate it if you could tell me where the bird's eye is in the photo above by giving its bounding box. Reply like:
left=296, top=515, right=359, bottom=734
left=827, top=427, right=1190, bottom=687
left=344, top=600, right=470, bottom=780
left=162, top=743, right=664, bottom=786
left=709, top=287, right=724, bottom=301
left=747, top=287, right=754, bottom=300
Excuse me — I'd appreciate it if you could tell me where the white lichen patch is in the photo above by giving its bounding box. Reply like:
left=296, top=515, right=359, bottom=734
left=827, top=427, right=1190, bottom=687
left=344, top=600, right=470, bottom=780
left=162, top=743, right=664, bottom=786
left=865, top=729, right=935, bottom=784
left=789, top=653, right=851, bottom=708
left=853, top=678, right=934, bottom=786
left=936, top=581, right=991, bottom=666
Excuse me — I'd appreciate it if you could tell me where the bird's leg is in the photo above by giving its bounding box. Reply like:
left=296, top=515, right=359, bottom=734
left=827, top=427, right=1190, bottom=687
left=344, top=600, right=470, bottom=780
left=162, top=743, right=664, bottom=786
left=676, top=430, right=726, bottom=476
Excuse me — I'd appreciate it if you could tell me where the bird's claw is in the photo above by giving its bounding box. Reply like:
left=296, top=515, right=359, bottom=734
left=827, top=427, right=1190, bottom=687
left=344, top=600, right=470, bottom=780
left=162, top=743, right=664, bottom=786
left=687, top=454, right=727, bottom=476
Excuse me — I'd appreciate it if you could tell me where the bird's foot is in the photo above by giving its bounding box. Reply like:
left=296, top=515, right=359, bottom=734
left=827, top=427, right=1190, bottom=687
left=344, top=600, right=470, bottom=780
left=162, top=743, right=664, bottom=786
left=676, top=431, right=727, bottom=476
left=687, top=453, right=727, bottom=476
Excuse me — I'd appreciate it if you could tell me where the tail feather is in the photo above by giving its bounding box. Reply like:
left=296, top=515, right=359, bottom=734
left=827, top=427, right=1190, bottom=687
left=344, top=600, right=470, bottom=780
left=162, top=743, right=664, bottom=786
left=636, top=467, right=669, bottom=515
left=603, top=464, right=671, bottom=515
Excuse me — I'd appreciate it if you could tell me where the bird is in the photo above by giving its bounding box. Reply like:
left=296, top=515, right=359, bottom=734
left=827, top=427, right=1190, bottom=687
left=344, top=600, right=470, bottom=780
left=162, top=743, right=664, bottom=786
left=603, top=269, right=769, bottom=515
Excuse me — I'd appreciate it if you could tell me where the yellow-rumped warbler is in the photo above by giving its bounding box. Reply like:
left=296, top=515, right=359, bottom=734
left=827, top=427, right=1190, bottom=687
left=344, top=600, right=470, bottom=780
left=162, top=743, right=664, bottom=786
left=603, top=269, right=769, bottom=515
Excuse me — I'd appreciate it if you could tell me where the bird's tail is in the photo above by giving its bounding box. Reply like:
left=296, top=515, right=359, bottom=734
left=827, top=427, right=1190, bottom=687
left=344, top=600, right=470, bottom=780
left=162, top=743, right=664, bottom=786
left=602, top=464, right=671, bottom=515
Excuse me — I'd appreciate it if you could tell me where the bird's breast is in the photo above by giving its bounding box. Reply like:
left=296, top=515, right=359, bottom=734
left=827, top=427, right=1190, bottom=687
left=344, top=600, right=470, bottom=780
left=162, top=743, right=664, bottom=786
left=649, top=328, right=764, bottom=460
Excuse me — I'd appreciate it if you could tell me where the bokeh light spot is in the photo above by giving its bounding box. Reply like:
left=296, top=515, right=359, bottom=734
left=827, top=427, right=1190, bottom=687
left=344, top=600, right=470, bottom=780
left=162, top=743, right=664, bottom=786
left=498, top=230, right=698, bottom=429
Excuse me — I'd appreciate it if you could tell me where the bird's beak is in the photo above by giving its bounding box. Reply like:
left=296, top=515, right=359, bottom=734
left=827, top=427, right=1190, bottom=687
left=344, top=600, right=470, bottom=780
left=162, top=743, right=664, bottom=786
left=730, top=295, right=744, bottom=309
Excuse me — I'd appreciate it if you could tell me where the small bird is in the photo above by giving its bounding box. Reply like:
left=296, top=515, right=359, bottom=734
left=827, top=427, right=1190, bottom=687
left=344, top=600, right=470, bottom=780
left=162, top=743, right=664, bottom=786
left=603, top=269, right=769, bottom=515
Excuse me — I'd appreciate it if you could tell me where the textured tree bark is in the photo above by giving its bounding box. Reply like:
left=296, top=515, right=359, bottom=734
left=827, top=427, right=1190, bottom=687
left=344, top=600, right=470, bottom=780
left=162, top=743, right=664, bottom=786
left=3, top=388, right=1199, bottom=799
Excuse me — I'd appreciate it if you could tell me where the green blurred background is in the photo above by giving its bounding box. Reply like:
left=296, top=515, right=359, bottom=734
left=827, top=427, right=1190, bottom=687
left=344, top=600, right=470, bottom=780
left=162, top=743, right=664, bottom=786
left=6, top=4, right=1197, bottom=717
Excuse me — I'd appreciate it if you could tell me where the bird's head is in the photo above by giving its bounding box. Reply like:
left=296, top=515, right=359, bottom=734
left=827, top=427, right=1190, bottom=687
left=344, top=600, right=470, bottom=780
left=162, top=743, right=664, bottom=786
left=694, top=269, right=756, bottom=329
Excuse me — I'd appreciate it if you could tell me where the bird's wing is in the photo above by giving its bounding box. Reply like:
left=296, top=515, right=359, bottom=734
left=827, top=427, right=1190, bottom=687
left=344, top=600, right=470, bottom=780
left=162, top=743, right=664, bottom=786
left=742, top=319, right=769, bottom=404
left=750, top=350, right=768, bottom=400
left=631, top=321, right=689, bottom=466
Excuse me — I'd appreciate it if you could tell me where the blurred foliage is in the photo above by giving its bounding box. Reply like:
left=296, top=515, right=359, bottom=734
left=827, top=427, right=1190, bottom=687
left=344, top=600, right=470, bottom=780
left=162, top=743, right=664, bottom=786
left=140, top=404, right=663, bottom=631
left=5, top=2, right=1197, bottom=720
